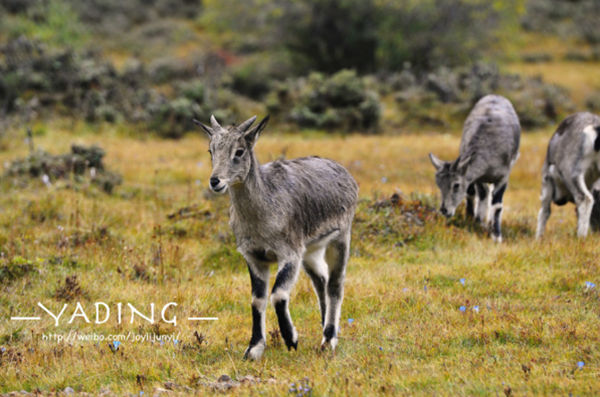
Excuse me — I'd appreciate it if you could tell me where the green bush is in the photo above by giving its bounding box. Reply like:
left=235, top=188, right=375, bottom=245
left=228, top=54, right=292, bottom=100
left=5, top=144, right=122, bottom=194
left=522, top=0, right=600, bottom=44
left=289, top=70, right=381, bottom=131
left=151, top=97, right=202, bottom=139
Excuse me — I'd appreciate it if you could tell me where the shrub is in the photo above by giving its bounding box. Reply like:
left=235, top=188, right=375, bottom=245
left=151, top=97, right=202, bottom=139
left=148, top=57, right=195, bottom=84
left=289, top=70, right=381, bottom=131
left=522, top=0, right=600, bottom=44
left=282, top=0, right=378, bottom=73
left=228, top=54, right=292, bottom=100
left=387, top=63, right=575, bottom=130
left=586, top=92, right=600, bottom=112
left=506, top=80, right=574, bottom=129
left=4, top=144, right=122, bottom=194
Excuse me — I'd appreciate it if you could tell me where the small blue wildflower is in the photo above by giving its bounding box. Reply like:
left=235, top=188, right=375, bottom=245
left=585, top=281, right=596, bottom=289
left=160, top=340, right=165, bottom=346
left=402, top=287, right=409, bottom=292
left=459, top=306, right=466, bottom=312
left=473, top=305, right=480, bottom=313
left=1, top=347, right=6, bottom=353
left=379, top=346, right=383, bottom=351
left=140, top=392, right=144, bottom=396
left=578, top=361, right=585, bottom=369
left=460, top=278, right=466, bottom=285
left=112, top=341, right=121, bottom=351
left=381, top=177, right=388, bottom=183
left=195, top=179, right=201, bottom=186
left=424, top=285, right=428, bottom=292
left=174, top=339, right=179, bottom=345
left=347, top=318, right=354, bottom=324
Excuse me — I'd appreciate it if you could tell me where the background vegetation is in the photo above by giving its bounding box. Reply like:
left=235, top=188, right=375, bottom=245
left=1, top=0, right=600, bottom=395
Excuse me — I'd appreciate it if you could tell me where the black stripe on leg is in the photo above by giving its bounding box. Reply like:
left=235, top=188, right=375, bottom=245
left=477, top=184, right=487, bottom=201
left=492, top=184, right=507, bottom=205
left=327, top=258, right=345, bottom=297
left=594, top=126, right=600, bottom=151
left=249, top=306, right=264, bottom=346
left=272, top=262, right=293, bottom=293
left=466, top=199, right=474, bottom=217
left=323, top=324, right=335, bottom=341
left=467, top=184, right=476, bottom=196
left=493, top=208, right=502, bottom=236
left=304, top=266, right=326, bottom=325
left=248, top=264, right=266, bottom=299
left=466, top=184, right=476, bottom=217
left=491, top=185, right=506, bottom=237
left=274, top=300, right=297, bottom=350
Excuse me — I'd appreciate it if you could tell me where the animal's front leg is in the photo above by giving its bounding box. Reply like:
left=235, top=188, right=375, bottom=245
left=244, top=261, right=269, bottom=360
left=475, top=183, right=490, bottom=225
left=490, top=182, right=507, bottom=243
left=271, top=258, right=301, bottom=351
left=466, top=184, right=476, bottom=219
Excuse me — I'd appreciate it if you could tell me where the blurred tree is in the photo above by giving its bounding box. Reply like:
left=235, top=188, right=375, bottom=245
left=376, top=0, right=507, bottom=72
left=522, top=0, right=600, bottom=44
left=200, top=0, right=517, bottom=74
left=282, top=0, right=378, bottom=73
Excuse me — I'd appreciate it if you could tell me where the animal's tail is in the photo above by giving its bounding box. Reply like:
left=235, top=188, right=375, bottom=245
left=595, top=126, right=600, bottom=152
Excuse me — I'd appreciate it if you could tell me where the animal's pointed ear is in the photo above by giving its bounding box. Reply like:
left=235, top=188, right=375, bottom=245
left=193, top=118, right=212, bottom=138
left=428, top=153, right=444, bottom=170
left=244, top=115, right=270, bottom=146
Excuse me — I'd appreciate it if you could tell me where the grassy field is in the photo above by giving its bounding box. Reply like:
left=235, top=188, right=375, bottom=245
left=1, top=124, right=599, bottom=396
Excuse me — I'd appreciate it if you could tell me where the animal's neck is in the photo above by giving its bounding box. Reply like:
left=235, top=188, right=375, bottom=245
left=229, top=153, right=267, bottom=218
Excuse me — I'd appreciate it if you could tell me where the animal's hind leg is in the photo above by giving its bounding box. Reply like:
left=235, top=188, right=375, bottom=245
left=271, top=255, right=301, bottom=351
left=303, top=247, right=328, bottom=326
left=536, top=176, right=553, bottom=239
left=569, top=174, right=594, bottom=237
left=466, top=184, right=476, bottom=219
left=322, top=230, right=350, bottom=351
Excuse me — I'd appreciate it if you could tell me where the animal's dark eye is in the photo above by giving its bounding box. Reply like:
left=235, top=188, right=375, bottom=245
left=453, top=183, right=460, bottom=193
left=234, top=149, right=245, bottom=158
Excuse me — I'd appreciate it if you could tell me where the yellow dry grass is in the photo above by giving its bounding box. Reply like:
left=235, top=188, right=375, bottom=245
left=0, top=124, right=599, bottom=396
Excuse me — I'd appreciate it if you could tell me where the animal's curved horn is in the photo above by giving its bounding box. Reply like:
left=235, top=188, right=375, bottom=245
left=237, top=115, right=257, bottom=132
left=210, top=114, right=221, bottom=129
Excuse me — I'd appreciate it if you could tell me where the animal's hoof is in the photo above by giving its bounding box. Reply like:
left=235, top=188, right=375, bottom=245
left=243, top=341, right=265, bottom=360
left=320, top=336, right=338, bottom=352
left=285, top=339, right=298, bottom=351
left=492, top=234, right=502, bottom=243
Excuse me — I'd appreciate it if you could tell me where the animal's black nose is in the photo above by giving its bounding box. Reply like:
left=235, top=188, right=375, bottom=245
left=440, top=206, right=448, bottom=216
left=210, top=177, right=220, bottom=188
